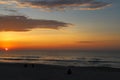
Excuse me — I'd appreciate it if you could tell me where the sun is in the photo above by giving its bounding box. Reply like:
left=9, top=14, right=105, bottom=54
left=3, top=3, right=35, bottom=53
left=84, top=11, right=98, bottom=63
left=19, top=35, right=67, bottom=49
left=5, top=48, right=8, bottom=51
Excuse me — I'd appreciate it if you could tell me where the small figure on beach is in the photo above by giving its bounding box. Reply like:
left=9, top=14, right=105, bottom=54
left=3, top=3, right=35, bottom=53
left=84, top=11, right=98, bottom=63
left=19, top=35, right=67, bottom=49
left=31, top=64, right=35, bottom=68
left=24, top=64, right=28, bottom=68
left=67, top=68, right=72, bottom=75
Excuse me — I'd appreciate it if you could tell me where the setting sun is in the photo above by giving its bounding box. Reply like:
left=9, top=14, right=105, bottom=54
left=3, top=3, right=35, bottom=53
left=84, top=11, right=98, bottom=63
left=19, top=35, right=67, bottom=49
left=5, top=48, right=8, bottom=51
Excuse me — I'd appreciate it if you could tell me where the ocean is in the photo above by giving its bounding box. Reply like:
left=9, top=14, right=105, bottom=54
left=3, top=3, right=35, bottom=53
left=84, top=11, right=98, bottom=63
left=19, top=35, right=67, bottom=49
left=0, top=50, right=120, bottom=68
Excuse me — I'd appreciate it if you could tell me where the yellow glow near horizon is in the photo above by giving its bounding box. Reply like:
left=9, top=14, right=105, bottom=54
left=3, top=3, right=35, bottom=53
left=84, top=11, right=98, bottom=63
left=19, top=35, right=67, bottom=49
left=0, top=28, right=120, bottom=50
left=0, top=32, right=16, bottom=41
left=0, top=32, right=17, bottom=49
left=0, top=30, right=78, bottom=49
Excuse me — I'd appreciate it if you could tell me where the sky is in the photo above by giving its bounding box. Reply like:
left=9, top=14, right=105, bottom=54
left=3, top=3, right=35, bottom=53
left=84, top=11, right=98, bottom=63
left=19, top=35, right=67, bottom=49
left=0, top=0, right=120, bottom=51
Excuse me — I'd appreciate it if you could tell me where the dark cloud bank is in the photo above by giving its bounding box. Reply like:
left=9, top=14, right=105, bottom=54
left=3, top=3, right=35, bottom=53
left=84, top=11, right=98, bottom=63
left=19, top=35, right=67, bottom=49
left=0, top=0, right=111, bottom=11
left=0, top=16, right=72, bottom=31
left=17, top=0, right=111, bottom=10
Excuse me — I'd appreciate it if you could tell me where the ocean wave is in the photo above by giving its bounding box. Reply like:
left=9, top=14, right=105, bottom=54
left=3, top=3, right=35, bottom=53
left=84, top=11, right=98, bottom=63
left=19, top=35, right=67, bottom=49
left=0, top=56, right=120, bottom=68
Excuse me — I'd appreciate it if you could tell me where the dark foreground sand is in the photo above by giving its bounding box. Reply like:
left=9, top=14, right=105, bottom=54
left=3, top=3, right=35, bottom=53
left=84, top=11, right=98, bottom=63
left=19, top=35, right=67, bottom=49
left=0, top=63, right=120, bottom=80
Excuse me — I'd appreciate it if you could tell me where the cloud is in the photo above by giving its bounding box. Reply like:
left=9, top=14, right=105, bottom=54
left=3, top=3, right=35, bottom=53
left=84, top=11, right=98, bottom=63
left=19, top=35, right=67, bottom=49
left=77, top=41, right=97, bottom=43
left=0, top=16, right=72, bottom=31
left=0, top=0, right=111, bottom=11
left=77, top=40, right=120, bottom=44
left=79, top=1, right=111, bottom=10
left=0, top=0, right=13, bottom=4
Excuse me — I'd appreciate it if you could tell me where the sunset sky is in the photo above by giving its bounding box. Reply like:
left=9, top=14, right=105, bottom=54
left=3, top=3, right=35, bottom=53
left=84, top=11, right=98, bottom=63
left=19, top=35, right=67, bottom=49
left=0, top=0, right=120, bottom=50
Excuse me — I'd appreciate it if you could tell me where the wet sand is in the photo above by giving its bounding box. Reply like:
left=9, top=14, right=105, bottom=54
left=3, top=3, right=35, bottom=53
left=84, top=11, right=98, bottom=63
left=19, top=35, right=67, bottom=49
left=0, top=63, right=120, bottom=80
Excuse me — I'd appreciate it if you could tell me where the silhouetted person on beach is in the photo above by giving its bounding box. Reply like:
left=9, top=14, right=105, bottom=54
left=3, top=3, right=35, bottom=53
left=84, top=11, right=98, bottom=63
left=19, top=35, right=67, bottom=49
left=24, top=64, right=35, bottom=68
left=24, top=64, right=28, bottom=68
left=67, top=68, right=72, bottom=75
left=31, top=64, right=35, bottom=68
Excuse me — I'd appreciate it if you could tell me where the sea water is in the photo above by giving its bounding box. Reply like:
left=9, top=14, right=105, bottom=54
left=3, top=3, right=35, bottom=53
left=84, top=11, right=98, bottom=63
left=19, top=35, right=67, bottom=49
left=0, top=50, right=120, bottom=68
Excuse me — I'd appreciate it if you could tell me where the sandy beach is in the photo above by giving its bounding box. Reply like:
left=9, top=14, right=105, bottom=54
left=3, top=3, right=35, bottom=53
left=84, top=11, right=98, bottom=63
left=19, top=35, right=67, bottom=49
left=0, top=63, right=120, bottom=80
